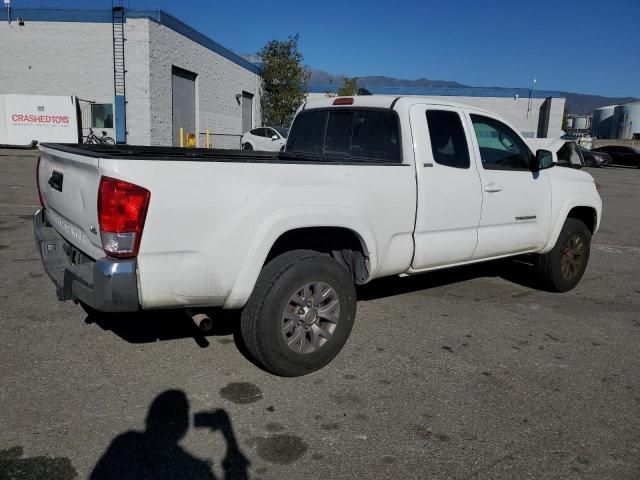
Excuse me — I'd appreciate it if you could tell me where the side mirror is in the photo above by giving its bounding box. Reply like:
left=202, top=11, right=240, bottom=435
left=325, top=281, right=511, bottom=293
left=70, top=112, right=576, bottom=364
left=271, top=135, right=279, bottom=141
left=532, top=149, right=555, bottom=172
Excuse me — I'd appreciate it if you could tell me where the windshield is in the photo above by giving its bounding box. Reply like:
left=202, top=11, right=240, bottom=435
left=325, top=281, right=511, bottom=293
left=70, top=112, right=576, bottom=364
left=274, top=127, right=289, bottom=138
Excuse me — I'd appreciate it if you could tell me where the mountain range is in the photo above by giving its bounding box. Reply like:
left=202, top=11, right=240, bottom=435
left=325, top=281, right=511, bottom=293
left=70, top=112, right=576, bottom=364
left=240, top=54, right=636, bottom=115
left=307, top=69, right=636, bottom=115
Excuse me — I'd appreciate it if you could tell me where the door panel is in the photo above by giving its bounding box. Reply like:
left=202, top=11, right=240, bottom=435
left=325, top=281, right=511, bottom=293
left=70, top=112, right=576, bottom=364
left=467, top=113, right=552, bottom=259
left=242, top=92, right=253, bottom=134
left=172, top=67, right=196, bottom=146
left=410, top=106, right=482, bottom=270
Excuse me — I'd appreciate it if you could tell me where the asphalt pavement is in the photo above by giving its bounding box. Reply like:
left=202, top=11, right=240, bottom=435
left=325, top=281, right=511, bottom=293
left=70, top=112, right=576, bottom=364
left=1, top=149, right=638, bottom=479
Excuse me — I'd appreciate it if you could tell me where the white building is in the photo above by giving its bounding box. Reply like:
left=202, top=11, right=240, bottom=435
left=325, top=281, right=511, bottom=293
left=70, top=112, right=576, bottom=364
left=0, top=8, right=262, bottom=148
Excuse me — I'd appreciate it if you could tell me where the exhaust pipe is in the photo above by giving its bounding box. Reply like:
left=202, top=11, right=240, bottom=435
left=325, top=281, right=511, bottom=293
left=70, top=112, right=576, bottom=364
left=186, top=309, right=213, bottom=332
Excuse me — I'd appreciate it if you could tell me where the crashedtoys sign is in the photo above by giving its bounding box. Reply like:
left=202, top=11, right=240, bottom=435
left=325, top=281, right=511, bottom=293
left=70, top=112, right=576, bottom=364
left=0, top=94, right=78, bottom=145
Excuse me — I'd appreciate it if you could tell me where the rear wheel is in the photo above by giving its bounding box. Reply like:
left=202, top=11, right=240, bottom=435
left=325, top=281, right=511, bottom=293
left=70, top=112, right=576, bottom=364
left=242, top=143, right=253, bottom=150
left=101, top=136, right=115, bottom=145
left=535, top=218, right=591, bottom=292
left=241, top=250, right=357, bottom=376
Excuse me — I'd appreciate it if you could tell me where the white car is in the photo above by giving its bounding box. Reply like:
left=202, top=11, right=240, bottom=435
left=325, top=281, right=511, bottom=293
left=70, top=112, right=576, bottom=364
left=35, top=95, right=602, bottom=376
left=241, top=126, right=288, bottom=151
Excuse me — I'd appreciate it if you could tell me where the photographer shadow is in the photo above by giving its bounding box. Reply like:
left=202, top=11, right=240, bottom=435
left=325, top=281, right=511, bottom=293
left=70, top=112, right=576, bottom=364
left=91, top=390, right=249, bottom=480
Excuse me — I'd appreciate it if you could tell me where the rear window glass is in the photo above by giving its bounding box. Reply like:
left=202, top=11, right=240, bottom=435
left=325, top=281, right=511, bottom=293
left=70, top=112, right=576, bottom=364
left=325, top=111, right=353, bottom=154
left=351, top=110, right=400, bottom=161
left=286, top=110, right=327, bottom=154
left=287, top=108, right=401, bottom=162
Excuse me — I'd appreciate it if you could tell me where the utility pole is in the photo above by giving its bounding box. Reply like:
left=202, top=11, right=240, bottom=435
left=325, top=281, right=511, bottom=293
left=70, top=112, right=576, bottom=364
left=527, top=76, right=536, bottom=118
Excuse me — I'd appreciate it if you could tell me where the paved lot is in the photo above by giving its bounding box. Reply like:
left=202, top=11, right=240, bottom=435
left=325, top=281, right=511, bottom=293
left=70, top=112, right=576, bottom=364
left=1, top=149, right=639, bottom=479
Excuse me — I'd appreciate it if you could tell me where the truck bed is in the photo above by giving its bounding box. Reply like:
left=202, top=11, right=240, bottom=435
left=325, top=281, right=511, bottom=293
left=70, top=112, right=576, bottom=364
left=39, top=143, right=400, bottom=165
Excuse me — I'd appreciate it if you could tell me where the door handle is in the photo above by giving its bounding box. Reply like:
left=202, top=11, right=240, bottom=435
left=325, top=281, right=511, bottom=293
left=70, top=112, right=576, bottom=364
left=48, top=171, right=64, bottom=192
left=483, top=183, right=503, bottom=193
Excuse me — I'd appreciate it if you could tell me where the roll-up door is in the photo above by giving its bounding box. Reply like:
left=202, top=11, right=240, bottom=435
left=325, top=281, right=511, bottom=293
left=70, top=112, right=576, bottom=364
left=172, top=66, right=197, bottom=146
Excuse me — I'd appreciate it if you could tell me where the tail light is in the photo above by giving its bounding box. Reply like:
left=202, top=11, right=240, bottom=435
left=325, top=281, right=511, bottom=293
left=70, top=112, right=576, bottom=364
left=98, top=176, right=150, bottom=258
left=333, top=97, right=354, bottom=105
left=36, top=156, right=45, bottom=207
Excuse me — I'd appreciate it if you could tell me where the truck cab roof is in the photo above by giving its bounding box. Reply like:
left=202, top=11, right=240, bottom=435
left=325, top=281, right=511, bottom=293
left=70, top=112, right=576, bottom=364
left=302, top=95, right=497, bottom=117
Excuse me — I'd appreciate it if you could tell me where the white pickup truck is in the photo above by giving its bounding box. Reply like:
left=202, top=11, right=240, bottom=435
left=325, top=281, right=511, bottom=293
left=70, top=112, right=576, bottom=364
left=34, top=95, right=602, bottom=376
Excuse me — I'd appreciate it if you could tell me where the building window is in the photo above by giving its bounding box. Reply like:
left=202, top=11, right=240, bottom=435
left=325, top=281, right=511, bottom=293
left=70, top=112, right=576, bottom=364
left=91, top=104, right=113, bottom=129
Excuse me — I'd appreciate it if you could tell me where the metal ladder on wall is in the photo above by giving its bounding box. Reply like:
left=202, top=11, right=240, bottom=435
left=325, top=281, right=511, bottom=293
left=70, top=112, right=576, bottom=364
left=112, top=3, right=127, bottom=143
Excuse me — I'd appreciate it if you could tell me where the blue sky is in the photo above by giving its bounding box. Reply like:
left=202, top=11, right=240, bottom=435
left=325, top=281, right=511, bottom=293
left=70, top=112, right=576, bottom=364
left=9, top=0, right=640, bottom=98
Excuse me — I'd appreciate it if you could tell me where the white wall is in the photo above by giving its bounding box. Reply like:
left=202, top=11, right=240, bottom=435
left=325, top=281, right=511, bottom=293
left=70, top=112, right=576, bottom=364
left=123, top=18, right=152, bottom=146
left=0, top=14, right=262, bottom=147
left=148, top=19, right=261, bottom=148
left=0, top=20, right=116, bottom=139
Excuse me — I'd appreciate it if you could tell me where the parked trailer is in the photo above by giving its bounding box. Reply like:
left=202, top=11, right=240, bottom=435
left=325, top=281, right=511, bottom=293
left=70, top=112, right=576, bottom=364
left=0, top=94, right=79, bottom=146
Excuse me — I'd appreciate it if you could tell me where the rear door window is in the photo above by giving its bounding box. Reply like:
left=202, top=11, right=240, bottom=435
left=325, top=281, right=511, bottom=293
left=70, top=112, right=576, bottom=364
left=425, top=110, right=470, bottom=169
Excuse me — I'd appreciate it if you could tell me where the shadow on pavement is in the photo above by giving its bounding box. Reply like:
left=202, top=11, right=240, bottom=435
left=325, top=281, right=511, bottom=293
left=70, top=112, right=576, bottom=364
left=357, top=257, right=542, bottom=301
left=84, top=308, right=238, bottom=345
left=91, top=390, right=250, bottom=480
left=0, top=446, right=78, bottom=479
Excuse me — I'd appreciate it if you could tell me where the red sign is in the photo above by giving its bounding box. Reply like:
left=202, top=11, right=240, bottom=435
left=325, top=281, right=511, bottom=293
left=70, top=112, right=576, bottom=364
left=11, top=114, right=70, bottom=124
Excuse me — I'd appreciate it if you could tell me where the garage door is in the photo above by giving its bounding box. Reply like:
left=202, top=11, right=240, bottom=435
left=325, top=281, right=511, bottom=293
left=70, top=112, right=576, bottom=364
left=242, top=92, right=253, bottom=134
left=172, top=67, right=197, bottom=146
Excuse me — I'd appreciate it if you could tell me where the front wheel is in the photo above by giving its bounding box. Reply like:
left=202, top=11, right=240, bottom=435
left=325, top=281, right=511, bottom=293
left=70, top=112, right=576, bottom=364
left=240, top=250, right=357, bottom=376
left=535, top=218, right=591, bottom=292
left=100, top=136, right=115, bottom=145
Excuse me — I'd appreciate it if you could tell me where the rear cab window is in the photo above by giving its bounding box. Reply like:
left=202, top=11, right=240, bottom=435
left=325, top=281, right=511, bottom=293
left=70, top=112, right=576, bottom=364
left=286, top=108, right=402, bottom=163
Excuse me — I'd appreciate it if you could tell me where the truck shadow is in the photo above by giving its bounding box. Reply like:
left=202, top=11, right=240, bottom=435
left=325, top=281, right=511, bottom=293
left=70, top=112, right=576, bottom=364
left=85, top=308, right=239, bottom=346
left=86, top=258, right=539, bottom=345
left=357, top=257, right=541, bottom=301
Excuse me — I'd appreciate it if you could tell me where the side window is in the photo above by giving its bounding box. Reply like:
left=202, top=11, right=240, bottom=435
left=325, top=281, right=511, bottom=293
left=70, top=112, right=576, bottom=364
left=324, top=111, right=353, bottom=154
left=91, top=104, right=113, bottom=129
left=350, top=110, right=400, bottom=161
left=250, top=128, right=261, bottom=136
left=425, top=110, right=470, bottom=169
left=265, top=128, right=277, bottom=139
left=470, top=114, right=532, bottom=170
left=286, top=110, right=327, bottom=154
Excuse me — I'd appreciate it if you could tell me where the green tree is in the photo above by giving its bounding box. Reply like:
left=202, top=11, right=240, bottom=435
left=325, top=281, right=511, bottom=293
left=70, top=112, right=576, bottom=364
left=337, top=77, right=359, bottom=97
left=258, top=34, right=311, bottom=127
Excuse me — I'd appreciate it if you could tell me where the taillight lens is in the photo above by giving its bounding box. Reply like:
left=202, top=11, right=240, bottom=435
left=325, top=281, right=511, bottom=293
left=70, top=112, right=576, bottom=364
left=333, top=97, right=354, bottom=105
left=36, top=156, right=45, bottom=207
left=98, top=176, right=150, bottom=258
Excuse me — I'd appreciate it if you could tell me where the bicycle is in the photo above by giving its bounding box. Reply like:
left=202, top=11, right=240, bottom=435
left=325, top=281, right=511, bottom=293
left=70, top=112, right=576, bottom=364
left=84, top=128, right=115, bottom=145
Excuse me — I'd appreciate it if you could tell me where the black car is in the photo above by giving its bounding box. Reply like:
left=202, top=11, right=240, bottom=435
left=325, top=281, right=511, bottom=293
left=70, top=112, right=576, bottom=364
left=579, top=146, right=611, bottom=168
left=592, top=145, right=640, bottom=168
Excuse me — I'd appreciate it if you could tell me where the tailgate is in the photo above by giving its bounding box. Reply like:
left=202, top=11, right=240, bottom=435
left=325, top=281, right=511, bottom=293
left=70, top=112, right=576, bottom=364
left=38, top=145, right=105, bottom=260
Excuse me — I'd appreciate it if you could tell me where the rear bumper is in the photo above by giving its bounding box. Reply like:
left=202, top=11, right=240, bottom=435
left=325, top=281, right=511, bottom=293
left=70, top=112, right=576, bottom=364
left=33, top=209, right=140, bottom=312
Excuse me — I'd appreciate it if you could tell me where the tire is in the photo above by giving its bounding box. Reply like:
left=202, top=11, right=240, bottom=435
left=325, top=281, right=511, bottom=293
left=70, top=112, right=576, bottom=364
left=242, top=143, right=253, bottom=150
left=535, top=218, right=591, bottom=293
left=241, top=250, right=357, bottom=376
left=100, top=137, right=115, bottom=145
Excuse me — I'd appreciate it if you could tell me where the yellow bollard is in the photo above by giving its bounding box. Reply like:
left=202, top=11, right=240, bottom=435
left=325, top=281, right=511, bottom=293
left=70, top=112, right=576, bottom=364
left=206, top=128, right=211, bottom=148
left=179, top=127, right=184, bottom=148
left=186, top=133, right=196, bottom=148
